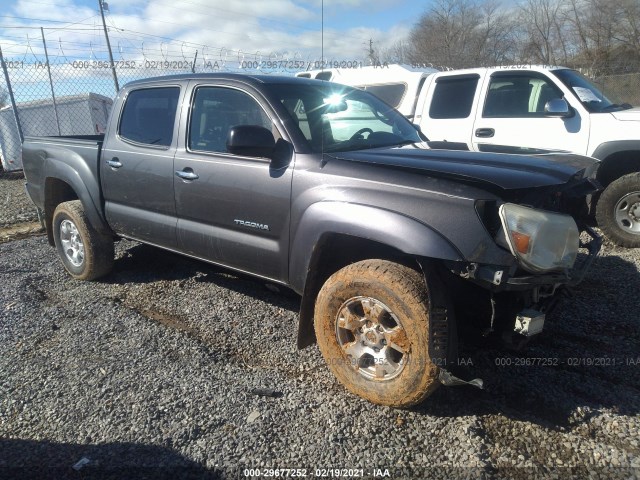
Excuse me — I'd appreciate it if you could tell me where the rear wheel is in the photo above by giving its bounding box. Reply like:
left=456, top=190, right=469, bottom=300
left=314, top=259, right=439, bottom=407
left=52, top=200, right=114, bottom=280
left=596, top=173, right=640, bottom=248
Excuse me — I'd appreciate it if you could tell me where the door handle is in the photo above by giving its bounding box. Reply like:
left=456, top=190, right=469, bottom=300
left=475, top=128, right=495, bottom=138
left=175, top=169, right=199, bottom=181
left=106, top=157, right=123, bottom=168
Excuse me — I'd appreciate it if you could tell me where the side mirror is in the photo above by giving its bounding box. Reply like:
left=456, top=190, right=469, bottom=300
left=227, top=125, right=275, bottom=158
left=544, top=98, right=574, bottom=118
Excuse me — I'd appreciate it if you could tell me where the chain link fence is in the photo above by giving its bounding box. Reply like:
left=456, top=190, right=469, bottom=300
left=594, top=71, right=640, bottom=107
left=1, top=35, right=640, bottom=228
left=0, top=37, right=360, bottom=227
left=0, top=38, right=341, bottom=173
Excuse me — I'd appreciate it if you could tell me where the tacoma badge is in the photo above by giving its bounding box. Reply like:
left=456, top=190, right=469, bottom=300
left=234, top=219, right=270, bottom=231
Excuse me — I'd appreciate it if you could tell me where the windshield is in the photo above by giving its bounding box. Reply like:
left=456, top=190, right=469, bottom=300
left=552, top=69, right=630, bottom=113
left=271, top=83, right=422, bottom=153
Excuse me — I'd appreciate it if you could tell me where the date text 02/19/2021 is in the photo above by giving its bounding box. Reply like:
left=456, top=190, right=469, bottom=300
left=243, top=468, right=391, bottom=477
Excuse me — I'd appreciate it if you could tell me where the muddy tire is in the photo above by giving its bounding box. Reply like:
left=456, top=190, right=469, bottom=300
left=52, top=200, right=114, bottom=280
left=596, top=173, right=640, bottom=248
left=314, top=259, right=439, bottom=407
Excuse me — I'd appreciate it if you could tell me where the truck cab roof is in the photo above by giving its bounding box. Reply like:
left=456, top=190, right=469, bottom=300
left=122, top=73, right=327, bottom=90
left=435, top=65, right=571, bottom=76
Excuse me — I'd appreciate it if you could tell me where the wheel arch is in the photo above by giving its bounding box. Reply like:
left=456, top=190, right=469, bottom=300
left=290, top=202, right=463, bottom=349
left=44, top=177, right=77, bottom=245
left=43, top=159, right=111, bottom=245
left=592, top=142, right=640, bottom=188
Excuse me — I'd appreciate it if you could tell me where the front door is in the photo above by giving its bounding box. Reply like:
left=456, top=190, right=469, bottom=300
left=472, top=72, right=589, bottom=154
left=173, top=84, right=293, bottom=282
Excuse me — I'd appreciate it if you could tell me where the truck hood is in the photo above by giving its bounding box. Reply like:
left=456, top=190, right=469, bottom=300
left=610, top=107, right=640, bottom=121
left=327, top=144, right=599, bottom=191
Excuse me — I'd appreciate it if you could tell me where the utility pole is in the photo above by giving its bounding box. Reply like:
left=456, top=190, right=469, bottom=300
left=98, top=0, right=119, bottom=92
left=367, top=39, right=377, bottom=65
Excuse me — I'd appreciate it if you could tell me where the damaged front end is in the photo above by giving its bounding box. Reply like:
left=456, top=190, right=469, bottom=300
left=432, top=176, right=602, bottom=387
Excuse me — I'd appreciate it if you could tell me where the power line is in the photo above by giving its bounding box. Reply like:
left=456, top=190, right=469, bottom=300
left=1, top=6, right=376, bottom=58
left=1, top=26, right=100, bottom=30
left=44, top=14, right=101, bottom=33
left=0, top=14, right=96, bottom=24
left=2, top=0, right=87, bottom=7
left=144, top=0, right=369, bottom=43
left=0, top=14, right=341, bottom=64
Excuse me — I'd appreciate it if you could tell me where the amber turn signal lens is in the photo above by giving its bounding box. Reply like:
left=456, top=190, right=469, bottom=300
left=498, top=203, right=579, bottom=273
left=511, top=231, right=531, bottom=254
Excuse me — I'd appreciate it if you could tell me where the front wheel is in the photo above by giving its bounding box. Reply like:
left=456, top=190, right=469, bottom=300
left=596, top=173, right=640, bottom=248
left=314, top=260, right=439, bottom=407
left=52, top=200, right=114, bottom=280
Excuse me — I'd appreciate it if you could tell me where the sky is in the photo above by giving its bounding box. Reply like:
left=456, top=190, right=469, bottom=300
left=0, top=0, right=429, bottom=65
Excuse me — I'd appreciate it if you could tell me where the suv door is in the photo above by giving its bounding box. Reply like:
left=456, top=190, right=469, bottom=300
left=472, top=71, right=589, bottom=154
left=419, top=73, right=481, bottom=147
left=101, top=85, right=182, bottom=247
left=173, top=83, right=293, bottom=282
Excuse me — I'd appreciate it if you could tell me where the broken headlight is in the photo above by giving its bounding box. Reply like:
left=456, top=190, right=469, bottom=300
left=498, top=203, right=579, bottom=273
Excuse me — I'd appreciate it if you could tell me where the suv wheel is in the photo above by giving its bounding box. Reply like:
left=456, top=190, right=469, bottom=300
left=596, top=173, right=640, bottom=248
left=53, top=200, right=114, bottom=280
left=314, top=259, right=439, bottom=407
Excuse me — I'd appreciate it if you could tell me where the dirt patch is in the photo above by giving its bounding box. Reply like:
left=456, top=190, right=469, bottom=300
left=0, top=222, right=44, bottom=244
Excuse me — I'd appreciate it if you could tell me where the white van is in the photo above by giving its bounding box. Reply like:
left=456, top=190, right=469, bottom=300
left=296, top=64, right=438, bottom=118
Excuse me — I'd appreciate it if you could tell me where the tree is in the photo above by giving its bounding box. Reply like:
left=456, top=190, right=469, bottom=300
left=562, top=0, right=640, bottom=73
left=565, top=0, right=618, bottom=71
left=407, top=0, right=518, bottom=68
left=516, top=0, right=570, bottom=65
left=377, top=40, right=411, bottom=65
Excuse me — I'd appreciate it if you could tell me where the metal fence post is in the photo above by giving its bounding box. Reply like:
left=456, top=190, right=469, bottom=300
left=99, top=0, right=120, bottom=94
left=0, top=44, right=25, bottom=144
left=41, top=28, right=62, bottom=136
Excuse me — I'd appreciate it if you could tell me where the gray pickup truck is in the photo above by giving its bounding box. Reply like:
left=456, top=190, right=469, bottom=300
left=23, top=73, right=601, bottom=407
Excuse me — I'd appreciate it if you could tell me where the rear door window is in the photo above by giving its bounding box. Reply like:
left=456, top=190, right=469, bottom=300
left=119, top=87, right=180, bottom=147
left=429, top=75, right=479, bottom=119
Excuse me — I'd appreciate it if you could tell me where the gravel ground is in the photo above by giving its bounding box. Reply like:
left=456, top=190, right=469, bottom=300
left=0, top=171, right=39, bottom=227
left=1, top=235, right=639, bottom=479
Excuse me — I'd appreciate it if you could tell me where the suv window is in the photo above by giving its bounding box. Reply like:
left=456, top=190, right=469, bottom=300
left=189, top=86, right=275, bottom=154
left=429, top=76, right=479, bottom=119
left=119, top=87, right=180, bottom=147
left=483, top=74, right=564, bottom=117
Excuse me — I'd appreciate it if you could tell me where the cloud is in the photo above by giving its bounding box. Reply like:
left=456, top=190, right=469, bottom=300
left=0, top=0, right=410, bottom=66
left=299, top=0, right=401, bottom=8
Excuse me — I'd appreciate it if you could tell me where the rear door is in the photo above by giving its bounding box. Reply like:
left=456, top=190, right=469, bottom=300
left=101, top=85, right=183, bottom=247
left=418, top=73, right=482, bottom=148
left=173, top=82, right=293, bottom=281
left=471, top=71, right=589, bottom=154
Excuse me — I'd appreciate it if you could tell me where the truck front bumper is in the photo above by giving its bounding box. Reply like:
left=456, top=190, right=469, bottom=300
left=467, top=226, right=602, bottom=292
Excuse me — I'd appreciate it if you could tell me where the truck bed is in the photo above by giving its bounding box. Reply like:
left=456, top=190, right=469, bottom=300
left=22, top=135, right=105, bottom=216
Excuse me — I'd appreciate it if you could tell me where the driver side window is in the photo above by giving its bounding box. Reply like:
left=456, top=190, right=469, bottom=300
left=189, top=86, right=277, bottom=154
left=483, top=74, right=564, bottom=118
